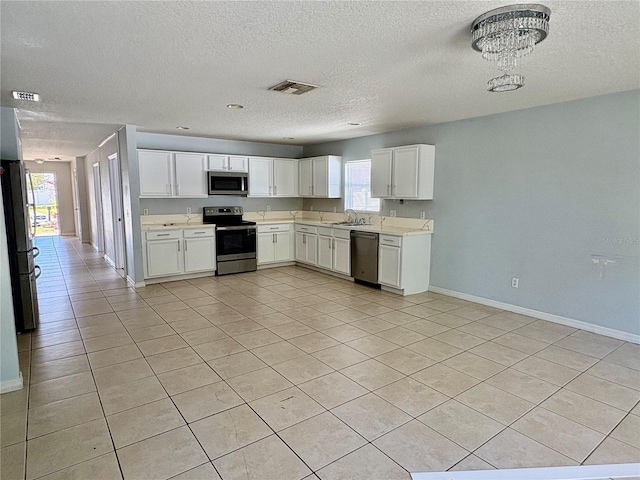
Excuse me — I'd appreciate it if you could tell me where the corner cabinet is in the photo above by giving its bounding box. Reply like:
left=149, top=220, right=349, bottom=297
left=294, top=224, right=318, bottom=265
left=248, top=158, right=298, bottom=197
left=371, top=144, right=435, bottom=200
left=138, top=150, right=207, bottom=198
left=299, top=156, right=342, bottom=198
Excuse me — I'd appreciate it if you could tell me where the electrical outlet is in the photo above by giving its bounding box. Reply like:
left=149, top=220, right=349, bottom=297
left=333, top=207, right=337, bottom=213
left=186, top=207, right=191, bottom=214
left=390, top=210, right=397, bottom=217
left=420, top=211, right=426, bottom=219
left=511, top=277, right=519, bottom=288
left=143, top=208, right=149, bottom=216
left=266, top=205, right=271, bottom=211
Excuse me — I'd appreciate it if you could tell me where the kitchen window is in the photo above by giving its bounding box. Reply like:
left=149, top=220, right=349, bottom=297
left=344, top=160, right=380, bottom=213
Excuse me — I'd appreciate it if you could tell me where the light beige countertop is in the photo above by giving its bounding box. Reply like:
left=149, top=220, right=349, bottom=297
left=141, top=213, right=433, bottom=236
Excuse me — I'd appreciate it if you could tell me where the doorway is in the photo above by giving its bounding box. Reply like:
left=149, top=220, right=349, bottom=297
left=92, top=163, right=105, bottom=253
left=108, top=153, right=125, bottom=271
left=25, top=172, right=60, bottom=236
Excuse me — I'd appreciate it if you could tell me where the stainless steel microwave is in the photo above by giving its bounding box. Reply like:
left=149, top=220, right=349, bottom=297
left=208, top=172, right=249, bottom=196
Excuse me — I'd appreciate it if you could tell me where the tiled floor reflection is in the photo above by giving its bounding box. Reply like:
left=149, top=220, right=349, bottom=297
left=1, top=236, right=639, bottom=480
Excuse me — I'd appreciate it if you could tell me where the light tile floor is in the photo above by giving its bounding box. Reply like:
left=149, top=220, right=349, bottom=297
left=1, top=236, right=639, bottom=480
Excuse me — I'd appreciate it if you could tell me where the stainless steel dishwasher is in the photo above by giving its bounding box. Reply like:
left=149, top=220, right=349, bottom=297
left=350, top=231, right=379, bottom=285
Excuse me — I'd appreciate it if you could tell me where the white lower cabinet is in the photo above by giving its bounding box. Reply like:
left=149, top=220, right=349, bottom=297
left=333, top=236, right=351, bottom=275
left=378, top=233, right=431, bottom=295
left=378, top=244, right=401, bottom=288
left=257, top=224, right=294, bottom=265
left=317, top=227, right=350, bottom=275
left=295, top=224, right=318, bottom=265
left=144, top=228, right=215, bottom=279
left=184, top=231, right=216, bottom=273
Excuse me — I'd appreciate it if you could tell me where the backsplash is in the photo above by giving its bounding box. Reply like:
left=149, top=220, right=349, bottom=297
left=302, top=197, right=435, bottom=221
left=139, top=197, right=303, bottom=216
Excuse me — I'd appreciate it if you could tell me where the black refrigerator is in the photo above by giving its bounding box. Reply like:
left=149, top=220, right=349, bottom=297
left=1, top=159, right=40, bottom=332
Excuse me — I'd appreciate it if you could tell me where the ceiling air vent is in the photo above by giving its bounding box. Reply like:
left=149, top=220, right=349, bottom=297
left=12, top=91, right=40, bottom=102
left=268, top=80, right=318, bottom=95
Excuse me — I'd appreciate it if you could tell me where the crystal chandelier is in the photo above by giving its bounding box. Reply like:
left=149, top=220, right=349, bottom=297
left=471, top=4, right=551, bottom=92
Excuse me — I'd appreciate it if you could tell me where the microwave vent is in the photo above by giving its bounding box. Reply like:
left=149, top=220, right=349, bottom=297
left=268, top=80, right=318, bottom=95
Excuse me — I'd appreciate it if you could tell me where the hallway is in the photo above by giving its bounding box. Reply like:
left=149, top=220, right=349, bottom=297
left=1, top=237, right=639, bottom=480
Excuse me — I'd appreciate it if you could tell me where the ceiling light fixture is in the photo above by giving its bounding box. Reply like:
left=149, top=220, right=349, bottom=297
left=348, top=122, right=362, bottom=126
left=34, top=158, right=45, bottom=164
left=283, top=137, right=295, bottom=140
left=227, top=104, right=244, bottom=109
left=176, top=126, right=190, bottom=130
left=471, top=4, right=550, bottom=92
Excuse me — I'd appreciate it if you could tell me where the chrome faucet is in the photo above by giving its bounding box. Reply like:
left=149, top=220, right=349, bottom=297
left=344, top=209, right=358, bottom=223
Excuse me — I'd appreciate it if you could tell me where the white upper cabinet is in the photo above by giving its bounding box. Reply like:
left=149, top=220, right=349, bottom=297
left=299, top=159, right=313, bottom=197
left=174, top=153, right=207, bottom=197
left=371, top=144, right=435, bottom=200
left=273, top=159, right=297, bottom=197
left=370, top=149, right=393, bottom=198
left=138, top=150, right=174, bottom=197
left=138, top=150, right=206, bottom=198
left=248, top=157, right=272, bottom=197
left=248, top=157, right=298, bottom=197
left=207, top=154, right=248, bottom=172
left=298, top=156, right=342, bottom=198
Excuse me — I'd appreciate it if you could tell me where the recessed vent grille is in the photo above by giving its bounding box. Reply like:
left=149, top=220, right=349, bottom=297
left=12, top=91, right=40, bottom=102
left=268, top=80, right=318, bottom=95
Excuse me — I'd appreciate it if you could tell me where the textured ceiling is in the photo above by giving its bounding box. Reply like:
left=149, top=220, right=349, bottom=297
left=2, top=1, right=639, bottom=161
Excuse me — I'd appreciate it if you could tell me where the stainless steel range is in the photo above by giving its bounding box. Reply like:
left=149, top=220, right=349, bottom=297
left=203, top=206, right=257, bottom=275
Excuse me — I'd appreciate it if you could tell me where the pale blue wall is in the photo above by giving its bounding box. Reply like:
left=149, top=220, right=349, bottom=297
left=303, top=90, right=640, bottom=335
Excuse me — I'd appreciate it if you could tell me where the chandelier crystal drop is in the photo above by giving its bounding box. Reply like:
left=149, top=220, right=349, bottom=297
left=471, top=4, right=550, bottom=92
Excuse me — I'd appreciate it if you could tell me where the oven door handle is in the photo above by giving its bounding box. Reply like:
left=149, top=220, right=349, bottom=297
left=216, top=225, right=257, bottom=231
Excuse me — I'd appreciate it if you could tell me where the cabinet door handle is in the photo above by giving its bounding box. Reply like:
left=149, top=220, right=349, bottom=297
left=269, top=227, right=278, bottom=230
left=178, top=240, right=181, bottom=252
left=184, top=240, right=187, bottom=251
left=193, top=231, right=205, bottom=234
left=387, top=184, right=390, bottom=196
left=157, top=233, right=170, bottom=237
left=274, top=185, right=277, bottom=195
left=176, top=184, right=180, bottom=195
left=311, top=185, right=314, bottom=195
left=303, top=234, right=306, bottom=244
left=269, top=186, right=271, bottom=195
left=273, top=233, right=275, bottom=243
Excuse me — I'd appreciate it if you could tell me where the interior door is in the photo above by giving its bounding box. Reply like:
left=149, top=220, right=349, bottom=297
left=92, top=163, right=105, bottom=253
left=108, top=154, right=125, bottom=270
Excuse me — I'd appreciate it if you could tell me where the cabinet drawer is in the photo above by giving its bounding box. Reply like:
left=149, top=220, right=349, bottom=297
left=146, top=230, right=181, bottom=241
left=183, top=228, right=215, bottom=238
left=258, top=224, right=291, bottom=233
left=379, top=235, right=402, bottom=247
left=333, top=228, right=351, bottom=240
left=295, top=224, right=318, bottom=234
left=317, top=226, right=333, bottom=237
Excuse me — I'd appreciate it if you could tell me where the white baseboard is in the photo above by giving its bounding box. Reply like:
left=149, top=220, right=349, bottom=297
left=0, top=372, right=23, bottom=394
left=126, top=275, right=145, bottom=289
left=104, top=255, right=115, bottom=268
left=429, top=286, right=640, bottom=344
left=412, top=463, right=640, bottom=480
